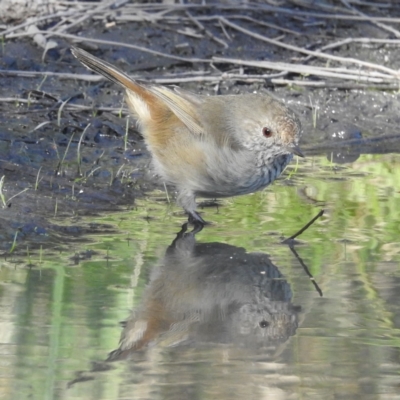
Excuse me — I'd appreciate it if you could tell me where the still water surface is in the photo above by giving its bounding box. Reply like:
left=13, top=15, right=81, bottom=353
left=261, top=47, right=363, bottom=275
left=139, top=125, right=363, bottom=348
left=1, top=154, right=400, bottom=400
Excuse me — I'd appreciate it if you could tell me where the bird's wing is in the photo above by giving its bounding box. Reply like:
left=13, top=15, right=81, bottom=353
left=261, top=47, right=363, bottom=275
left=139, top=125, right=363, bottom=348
left=148, top=86, right=205, bottom=135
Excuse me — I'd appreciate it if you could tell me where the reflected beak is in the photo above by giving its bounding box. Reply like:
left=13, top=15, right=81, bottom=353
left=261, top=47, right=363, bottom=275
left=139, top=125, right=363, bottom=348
left=286, top=144, right=304, bottom=158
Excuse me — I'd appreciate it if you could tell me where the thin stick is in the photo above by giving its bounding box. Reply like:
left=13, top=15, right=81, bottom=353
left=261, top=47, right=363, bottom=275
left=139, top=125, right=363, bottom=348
left=213, top=57, right=397, bottom=83
left=282, top=210, right=324, bottom=243
left=288, top=245, right=323, bottom=297
left=270, top=79, right=399, bottom=89
left=7, top=188, right=29, bottom=204
left=299, top=37, right=400, bottom=63
left=218, top=18, right=232, bottom=40
left=0, top=69, right=210, bottom=80
left=229, top=15, right=301, bottom=36
left=0, top=70, right=288, bottom=84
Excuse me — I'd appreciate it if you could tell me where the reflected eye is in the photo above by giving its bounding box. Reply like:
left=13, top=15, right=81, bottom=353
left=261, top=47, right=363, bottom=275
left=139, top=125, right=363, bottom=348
left=259, top=320, right=269, bottom=328
left=262, top=127, right=273, bottom=138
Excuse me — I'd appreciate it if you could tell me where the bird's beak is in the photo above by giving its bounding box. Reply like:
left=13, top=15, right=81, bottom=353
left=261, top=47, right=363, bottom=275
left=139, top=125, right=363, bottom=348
left=286, top=144, right=304, bottom=158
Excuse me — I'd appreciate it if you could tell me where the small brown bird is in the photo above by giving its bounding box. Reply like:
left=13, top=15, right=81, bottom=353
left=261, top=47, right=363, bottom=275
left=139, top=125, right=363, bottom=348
left=71, top=47, right=303, bottom=225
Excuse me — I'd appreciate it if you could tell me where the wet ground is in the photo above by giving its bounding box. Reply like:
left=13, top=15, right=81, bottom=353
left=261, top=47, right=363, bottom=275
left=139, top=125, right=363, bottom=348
left=1, top=1, right=400, bottom=399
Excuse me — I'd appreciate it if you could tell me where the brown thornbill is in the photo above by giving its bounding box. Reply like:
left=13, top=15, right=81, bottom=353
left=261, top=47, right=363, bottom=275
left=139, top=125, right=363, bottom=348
left=71, top=47, right=303, bottom=225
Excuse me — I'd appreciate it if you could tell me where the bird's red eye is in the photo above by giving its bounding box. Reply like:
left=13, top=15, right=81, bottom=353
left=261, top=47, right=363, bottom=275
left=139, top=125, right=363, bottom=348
left=262, top=127, right=273, bottom=138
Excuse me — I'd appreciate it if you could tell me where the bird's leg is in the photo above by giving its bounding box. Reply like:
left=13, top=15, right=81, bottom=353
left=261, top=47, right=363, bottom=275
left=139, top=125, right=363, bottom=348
left=177, top=188, right=208, bottom=228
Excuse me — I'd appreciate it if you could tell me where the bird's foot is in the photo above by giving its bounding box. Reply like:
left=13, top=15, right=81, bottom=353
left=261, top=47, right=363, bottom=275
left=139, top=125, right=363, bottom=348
left=188, top=211, right=207, bottom=233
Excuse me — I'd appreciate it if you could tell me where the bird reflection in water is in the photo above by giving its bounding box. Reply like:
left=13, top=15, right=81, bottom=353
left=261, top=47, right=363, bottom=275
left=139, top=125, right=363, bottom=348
left=108, top=224, right=302, bottom=361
